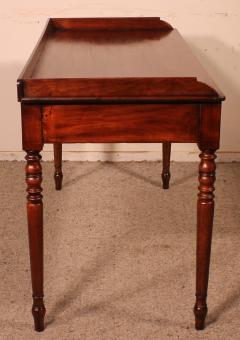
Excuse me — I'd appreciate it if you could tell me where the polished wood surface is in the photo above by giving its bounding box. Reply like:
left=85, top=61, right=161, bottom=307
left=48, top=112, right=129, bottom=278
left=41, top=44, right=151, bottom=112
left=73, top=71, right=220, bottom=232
left=29, top=30, right=215, bottom=81
left=42, top=104, right=199, bottom=143
left=194, top=150, right=216, bottom=330
left=25, top=151, right=45, bottom=331
left=53, top=143, right=63, bottom=190
left=18, top=17, right=224, bottom=102
left=18, top=17, right=225, bottom=332
left=162, top=142, right=171, bottom=189
left=21, top=104, right=43, bottom=151
left=51, top=17, right=173, bottom=30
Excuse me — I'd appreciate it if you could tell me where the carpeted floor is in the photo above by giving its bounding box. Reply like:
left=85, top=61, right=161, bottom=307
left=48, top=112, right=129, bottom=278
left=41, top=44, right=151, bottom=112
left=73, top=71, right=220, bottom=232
left=0, top=161, right=240, bottom=340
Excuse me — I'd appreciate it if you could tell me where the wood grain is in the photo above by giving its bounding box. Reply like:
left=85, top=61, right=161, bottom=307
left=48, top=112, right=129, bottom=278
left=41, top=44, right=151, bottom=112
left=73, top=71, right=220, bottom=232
left=18, top=18, right=225, bottom=102
left=51, top=17, right=173, bottom=31
left=198, top=103, right=222, bottom=150
left=194, top=150, right=216, bottom=330
left=21, top=104, right=43, bottom=150
left=162, top=142, right=171, bottom=189
left=18, top=17, right=225, bottom=332
left=42, top=104, right=199, bottom=143
left=25, top=151, right=45, bottom=332
left=53, top=143, right=63, bottom=190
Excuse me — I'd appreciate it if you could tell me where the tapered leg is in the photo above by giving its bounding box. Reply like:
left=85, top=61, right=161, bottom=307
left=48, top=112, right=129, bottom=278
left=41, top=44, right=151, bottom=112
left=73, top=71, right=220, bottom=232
left=54, top=143, right=63, bottom=190
left=161, top=142, right=171, bottom=189
left=25, top=151, right=46, bottom=332
left=194, top=150, right=216, bottom=330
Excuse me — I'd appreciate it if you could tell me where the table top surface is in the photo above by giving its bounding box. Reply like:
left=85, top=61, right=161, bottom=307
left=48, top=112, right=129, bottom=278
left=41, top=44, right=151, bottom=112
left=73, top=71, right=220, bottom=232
left=18, top=18, right=224, bottom=103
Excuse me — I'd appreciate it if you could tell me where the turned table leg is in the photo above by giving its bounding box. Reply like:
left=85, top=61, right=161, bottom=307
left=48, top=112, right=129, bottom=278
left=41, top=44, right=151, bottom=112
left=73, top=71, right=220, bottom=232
left=162, top=142, right=171, bottom=189
left=25, top=151, right=46, bottom=332
left=54, top=143, right=63, bottom=190
left=194, top=150, right=216, bottom=330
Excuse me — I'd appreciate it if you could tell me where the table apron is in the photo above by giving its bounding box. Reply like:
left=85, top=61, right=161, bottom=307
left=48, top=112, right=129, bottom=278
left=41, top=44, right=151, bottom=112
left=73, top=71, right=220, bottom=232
left=41, top=104, right=199, bottom=143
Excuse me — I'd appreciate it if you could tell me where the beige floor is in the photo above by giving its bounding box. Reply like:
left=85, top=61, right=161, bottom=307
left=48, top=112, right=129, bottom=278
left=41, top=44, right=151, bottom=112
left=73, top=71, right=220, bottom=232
left=0, top=161, right=240, bottom=340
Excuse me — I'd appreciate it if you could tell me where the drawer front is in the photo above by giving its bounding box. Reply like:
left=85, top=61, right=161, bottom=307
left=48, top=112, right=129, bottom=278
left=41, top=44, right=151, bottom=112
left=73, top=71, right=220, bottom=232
left=42, top=104, right=199, bottom=143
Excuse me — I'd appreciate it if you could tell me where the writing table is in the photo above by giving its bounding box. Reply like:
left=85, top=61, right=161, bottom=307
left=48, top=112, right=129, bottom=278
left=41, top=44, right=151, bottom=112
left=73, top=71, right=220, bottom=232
left=17, top=17, right=225, bottom=332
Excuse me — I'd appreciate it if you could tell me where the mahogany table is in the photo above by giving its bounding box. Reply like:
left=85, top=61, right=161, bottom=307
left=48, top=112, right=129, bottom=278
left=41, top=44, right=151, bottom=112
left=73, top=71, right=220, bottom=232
left=17, top=17, right=225, bottom=332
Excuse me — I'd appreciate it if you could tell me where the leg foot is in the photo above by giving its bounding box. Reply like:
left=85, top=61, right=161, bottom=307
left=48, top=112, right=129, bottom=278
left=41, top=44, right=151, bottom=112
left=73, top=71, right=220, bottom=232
left=162, top=142, right=171, bottom=189
left=32, top=296, right=46, bottom=332
left=193, top=150, right=216, bottom=330
left=54, top=172, right=63, bottom=191
left=194, top=299, right=207, bottom=330
left=54, top=143, right=63, bottom=190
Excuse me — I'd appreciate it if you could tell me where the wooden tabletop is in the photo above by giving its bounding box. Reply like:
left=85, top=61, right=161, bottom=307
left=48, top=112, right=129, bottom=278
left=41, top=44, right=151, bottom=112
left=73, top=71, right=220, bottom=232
left=18, top=17, right=224, bottom=103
